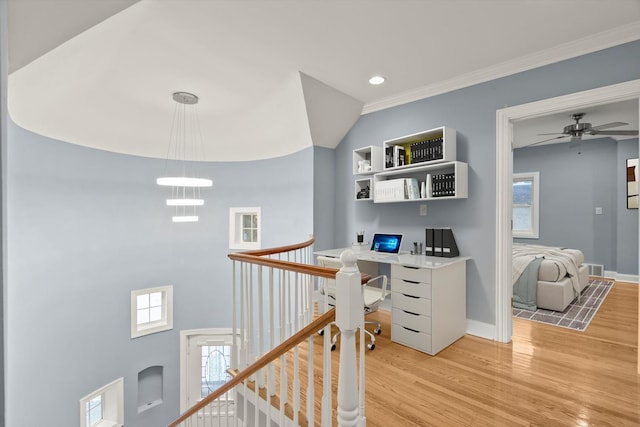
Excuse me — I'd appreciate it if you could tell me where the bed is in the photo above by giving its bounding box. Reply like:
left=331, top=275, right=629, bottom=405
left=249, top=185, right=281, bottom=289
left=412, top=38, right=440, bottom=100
left=512, top=243, right=590, bottom=312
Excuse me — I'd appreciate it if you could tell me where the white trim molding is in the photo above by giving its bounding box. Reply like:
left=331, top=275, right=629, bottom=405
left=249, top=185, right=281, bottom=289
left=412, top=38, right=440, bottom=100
left=466, top=319, right=496, bottom=341
left=363, top=22, right=640, bottom=115
left=496, top=79, right=640, bottom=343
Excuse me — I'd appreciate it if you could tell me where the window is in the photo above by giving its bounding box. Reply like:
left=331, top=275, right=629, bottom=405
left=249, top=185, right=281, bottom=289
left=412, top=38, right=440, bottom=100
left=512, top=172, right=539, bottom=239
left=180, top=329, right=236, bottom=413
left=80, top=378, right=124, bottom=427
left=131, top=286, right=173, bottom=338
left=229, top=207, right=261, bottom=250
left=86, top=395, right=102, bottom=426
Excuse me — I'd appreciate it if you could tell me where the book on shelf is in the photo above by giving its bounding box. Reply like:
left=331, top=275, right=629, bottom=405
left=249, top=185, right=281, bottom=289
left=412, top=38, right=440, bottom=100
left=385, top=146, right=394, bottom=168
left=374, top=178, right=406, bottom=202
left=431, top=172, right=455, bottom=197
left=405, top=178, right=421, bottom=199
left=393, top=145, right=406, bottom=167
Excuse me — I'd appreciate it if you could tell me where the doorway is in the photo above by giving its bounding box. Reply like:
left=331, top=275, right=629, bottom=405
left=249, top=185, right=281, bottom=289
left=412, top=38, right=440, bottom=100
left=494, top=79, right=640, bottom=349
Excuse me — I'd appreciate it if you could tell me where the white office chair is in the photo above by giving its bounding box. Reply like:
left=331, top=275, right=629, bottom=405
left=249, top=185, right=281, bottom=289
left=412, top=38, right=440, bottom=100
left=317, top=256, right=389, bottom=350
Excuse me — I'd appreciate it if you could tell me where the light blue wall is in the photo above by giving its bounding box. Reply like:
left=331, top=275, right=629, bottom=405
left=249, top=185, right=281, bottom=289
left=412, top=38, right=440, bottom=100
left=513, top=137, right=639, bottom=275
left=335, top=40, right=640, bottom=325
left=313, top=146, right=336, bottom=251
left=617, top=138, right=640, bottom=274
left=6, top=122, right=313, bottom=427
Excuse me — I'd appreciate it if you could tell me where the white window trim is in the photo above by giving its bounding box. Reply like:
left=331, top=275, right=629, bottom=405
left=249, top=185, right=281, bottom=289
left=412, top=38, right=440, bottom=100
left=80, top=378, right=124, bottom=427
left=512, top=172, right=539, bottom=239
left=229, top=207, right=261, bottom=250
left=131, top=285, right=173, bottom=338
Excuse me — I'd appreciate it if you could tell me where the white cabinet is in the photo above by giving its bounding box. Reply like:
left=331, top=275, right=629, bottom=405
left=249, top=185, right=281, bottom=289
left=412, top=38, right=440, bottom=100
left=390, top=261, right=466, bottom=355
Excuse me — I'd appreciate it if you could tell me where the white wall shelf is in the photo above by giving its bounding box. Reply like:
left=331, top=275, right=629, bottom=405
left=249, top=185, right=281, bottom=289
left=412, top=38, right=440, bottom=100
left=373, top=161, right=468, bottom=203
left=382, top=127, right=456, bottom=171
left=355, top=178, right=373, bottom=201
left=353, top=146, right=383, bottom=175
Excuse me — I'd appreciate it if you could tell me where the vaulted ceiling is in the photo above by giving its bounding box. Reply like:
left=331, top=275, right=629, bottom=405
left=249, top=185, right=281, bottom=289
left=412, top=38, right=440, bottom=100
left=7, top=0, right=640, bottom=160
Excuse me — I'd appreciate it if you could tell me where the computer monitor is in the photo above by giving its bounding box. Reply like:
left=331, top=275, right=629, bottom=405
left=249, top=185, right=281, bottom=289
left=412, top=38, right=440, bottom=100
left=370, top=233, right=403, bottom=254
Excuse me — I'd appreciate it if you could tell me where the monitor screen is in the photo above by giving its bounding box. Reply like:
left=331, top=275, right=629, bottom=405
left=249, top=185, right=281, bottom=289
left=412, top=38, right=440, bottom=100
left=370, top=233, right=403, bottom=253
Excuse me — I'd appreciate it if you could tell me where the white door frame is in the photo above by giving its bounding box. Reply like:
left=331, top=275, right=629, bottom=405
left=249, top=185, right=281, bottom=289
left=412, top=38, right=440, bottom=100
left=495, top=79, right=640, bottom=343
left=179, top=328, right=234, bottom=412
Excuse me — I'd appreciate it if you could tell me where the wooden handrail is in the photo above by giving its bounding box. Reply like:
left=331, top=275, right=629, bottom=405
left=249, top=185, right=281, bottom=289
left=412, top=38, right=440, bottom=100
left=167, top=308, right=336, bottom=427
left=231, top=235, right=315, bottom=257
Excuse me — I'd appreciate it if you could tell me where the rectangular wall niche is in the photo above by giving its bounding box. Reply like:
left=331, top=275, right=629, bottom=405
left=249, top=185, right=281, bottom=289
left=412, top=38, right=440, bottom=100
left=138, top=365, right=163, bottom=413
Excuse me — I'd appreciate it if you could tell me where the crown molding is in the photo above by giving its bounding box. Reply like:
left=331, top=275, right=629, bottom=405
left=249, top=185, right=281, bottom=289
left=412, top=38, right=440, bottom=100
left=362, top=21, right=640, bottom=115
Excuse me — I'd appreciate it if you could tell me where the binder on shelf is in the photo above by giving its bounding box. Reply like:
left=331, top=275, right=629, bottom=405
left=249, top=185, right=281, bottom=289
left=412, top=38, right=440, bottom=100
left=433, top=228, right=443, bottom=256
left=442, top=228, right=460, bottom=257
left=425, top=228, right=434, bottom=256
left=425, top=227, right=460, bottom=258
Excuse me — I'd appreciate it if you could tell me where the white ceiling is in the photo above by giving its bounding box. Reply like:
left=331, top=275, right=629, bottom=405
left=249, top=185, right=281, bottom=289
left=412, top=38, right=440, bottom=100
left=6, top=0, right=640, bottom=161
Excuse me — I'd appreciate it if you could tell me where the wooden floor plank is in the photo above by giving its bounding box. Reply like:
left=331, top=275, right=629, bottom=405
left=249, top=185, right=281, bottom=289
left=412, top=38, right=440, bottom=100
left=267, top=280, right=638, bottom=426
left=357, top=280, right=639, bottom=426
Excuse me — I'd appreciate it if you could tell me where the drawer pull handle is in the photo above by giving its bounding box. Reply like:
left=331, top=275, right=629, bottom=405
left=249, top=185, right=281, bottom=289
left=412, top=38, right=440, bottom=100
left=403, top=326, right=420, bottom=333
left=402, top=279, right=420, bottom=284
left=402, top=293, right=419, bottom=299
left=401, top=265, right=420, bottom=270
left=402, top=310, right=420, bottom=316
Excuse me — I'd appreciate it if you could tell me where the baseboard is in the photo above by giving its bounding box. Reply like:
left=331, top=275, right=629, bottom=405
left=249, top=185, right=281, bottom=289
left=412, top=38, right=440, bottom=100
left=603, top=270, right=639, bottom=284
left=466, top=319, right=495, bottom=341
left=614, top=273, right=639, bottom=284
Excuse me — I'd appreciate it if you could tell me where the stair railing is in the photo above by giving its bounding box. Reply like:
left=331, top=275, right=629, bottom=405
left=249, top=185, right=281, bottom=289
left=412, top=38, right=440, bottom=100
left=168, top=236, right=367, bottom=427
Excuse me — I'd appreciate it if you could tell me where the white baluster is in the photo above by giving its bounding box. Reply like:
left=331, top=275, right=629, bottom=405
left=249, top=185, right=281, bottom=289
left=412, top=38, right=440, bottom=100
left=336, top=250, right=363, bottom=427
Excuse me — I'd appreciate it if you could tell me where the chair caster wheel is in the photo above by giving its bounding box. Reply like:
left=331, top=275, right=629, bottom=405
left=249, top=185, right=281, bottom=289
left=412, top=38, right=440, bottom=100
left=331, top=343, right=336, bottom=351
left=374, top=328, right=382, bottom=335
left=367, top=343, right=375, bottom=350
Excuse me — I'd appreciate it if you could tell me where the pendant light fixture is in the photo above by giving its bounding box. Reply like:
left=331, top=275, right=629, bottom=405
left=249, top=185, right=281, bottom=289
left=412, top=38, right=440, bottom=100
left=157, top=92, right=212, bottom=222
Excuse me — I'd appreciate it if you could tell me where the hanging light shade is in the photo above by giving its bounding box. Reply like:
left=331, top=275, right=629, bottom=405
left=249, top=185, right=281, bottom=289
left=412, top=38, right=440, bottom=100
left=157, top=92, right=212, bottom=222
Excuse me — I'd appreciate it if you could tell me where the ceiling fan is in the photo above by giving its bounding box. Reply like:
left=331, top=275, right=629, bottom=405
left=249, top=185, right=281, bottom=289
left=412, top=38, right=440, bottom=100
left=527, top=112, right=639, bottom=147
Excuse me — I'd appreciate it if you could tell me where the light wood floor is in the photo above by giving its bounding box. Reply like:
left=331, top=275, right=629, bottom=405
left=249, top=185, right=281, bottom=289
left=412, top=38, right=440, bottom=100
left=326, top=280, right=639, bottom=426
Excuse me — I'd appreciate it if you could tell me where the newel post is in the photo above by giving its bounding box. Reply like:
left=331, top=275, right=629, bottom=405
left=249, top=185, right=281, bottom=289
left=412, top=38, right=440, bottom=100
left=335, top=250, right=363, bottom=427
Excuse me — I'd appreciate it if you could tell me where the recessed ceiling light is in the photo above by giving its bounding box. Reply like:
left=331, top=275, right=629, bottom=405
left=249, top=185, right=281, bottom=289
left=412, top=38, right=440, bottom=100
left=369, top=75, right=385, bottom=85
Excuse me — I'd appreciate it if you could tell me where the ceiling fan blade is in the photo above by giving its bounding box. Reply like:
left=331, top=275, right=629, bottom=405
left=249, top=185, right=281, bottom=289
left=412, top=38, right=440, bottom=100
left=536, top=132, right=566, bottom=136
left=588, top=121, right=628, bottom=131
left=590, top=129, right=639, bottom=136
left=521, top=135, right=567, bottom=148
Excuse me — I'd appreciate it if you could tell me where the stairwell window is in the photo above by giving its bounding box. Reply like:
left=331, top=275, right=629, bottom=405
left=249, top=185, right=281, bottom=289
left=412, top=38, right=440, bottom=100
left=229, top=207, right=261, bottom=250
left=131, top=286, right=173, bottom=338
left=79, top=378, right=124, bottom=427
left=513, top=172, right=539, bottom=239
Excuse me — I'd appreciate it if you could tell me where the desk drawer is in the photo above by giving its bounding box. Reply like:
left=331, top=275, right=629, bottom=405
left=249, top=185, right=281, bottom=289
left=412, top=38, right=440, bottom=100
left=392, top=323, right=432, bottom=354
left=392, top=308, right=431, bottom=333
left=391, top=292, right=431, bottom=316
left=392, top=264, right=431, bottom=283
left=392, top=278, right=431, bottom=298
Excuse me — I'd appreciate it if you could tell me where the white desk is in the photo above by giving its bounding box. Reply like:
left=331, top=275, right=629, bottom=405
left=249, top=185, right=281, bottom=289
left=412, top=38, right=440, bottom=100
left=315, top=248, right=470, bottom=355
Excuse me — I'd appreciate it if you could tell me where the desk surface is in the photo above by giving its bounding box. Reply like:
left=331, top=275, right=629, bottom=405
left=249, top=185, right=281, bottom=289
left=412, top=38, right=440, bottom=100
left=315, top=247, right=470, bottom=269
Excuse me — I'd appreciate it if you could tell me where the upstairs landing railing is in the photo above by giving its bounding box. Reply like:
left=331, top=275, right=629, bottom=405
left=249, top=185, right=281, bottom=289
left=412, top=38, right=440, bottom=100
left=168, top=236, right=368, bottom=427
